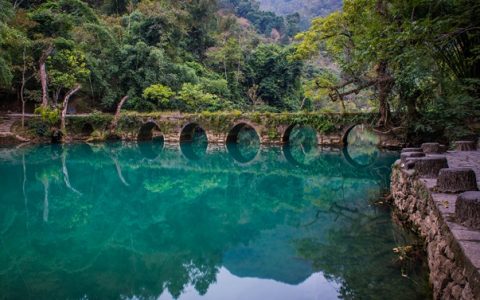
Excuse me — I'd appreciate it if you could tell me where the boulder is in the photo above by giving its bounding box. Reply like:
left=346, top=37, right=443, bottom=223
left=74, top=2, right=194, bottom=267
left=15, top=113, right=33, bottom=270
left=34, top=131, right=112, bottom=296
left=456, top=192, right=480, bottom=230
left=407, top=155, right=449, bottom=178
left=454, top=141, right=477, bottom=152
left=436, top=168, right=478, bottom=193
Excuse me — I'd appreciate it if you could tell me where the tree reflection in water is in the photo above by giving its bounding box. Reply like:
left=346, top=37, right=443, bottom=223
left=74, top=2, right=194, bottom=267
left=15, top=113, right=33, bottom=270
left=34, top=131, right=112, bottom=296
left=0, top=141, right=430, bottom=300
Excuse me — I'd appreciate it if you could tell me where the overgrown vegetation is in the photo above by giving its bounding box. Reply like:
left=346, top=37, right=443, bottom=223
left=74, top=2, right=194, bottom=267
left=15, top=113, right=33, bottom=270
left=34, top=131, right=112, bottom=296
left=0, top=0, right=479, bottom=142
left=294, top=0, right=480, bottom=142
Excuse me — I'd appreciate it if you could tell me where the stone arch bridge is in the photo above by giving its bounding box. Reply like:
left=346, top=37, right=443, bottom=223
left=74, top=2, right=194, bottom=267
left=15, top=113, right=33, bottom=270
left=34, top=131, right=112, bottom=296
left=9, top=112, right=404, bottom=148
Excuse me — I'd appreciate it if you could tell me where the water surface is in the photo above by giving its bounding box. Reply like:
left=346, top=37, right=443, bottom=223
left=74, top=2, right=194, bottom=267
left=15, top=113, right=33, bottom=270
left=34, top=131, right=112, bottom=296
left=0, top=131, right=430, bottom=299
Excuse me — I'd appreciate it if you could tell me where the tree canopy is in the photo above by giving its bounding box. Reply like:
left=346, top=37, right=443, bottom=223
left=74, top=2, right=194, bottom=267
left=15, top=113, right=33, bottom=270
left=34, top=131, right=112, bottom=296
left=0, top=0, right=479, bottom=142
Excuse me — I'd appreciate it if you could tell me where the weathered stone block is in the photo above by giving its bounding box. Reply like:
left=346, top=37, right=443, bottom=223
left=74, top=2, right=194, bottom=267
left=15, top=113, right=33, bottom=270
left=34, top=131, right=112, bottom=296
left=436, top=168, right=478, bottom=193
left=407, top=155, right=449, bottom=178
left=455, top=141, right=477, bottom=152
left=401, top=147, right=423, bottom=153
left=456, top=192, right=480, bottom=230
left=422, top=143, right=446, bottom=154
left=401, top=151, right=425, bottom=163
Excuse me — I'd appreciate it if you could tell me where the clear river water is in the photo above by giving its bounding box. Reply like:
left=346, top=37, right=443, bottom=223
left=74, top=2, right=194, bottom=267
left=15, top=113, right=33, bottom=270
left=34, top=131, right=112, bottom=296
left=0, top=126, right=431, bottom=299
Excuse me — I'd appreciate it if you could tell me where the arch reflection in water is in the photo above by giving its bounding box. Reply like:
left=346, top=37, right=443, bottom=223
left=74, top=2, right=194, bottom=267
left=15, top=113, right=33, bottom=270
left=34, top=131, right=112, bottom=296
left=344, top=125, right=380, bottom=168
left=226, top=123, right=260, bottom=164
left=138, top=138, right=165, bottom=160
left=282, top=125, right=319, bottom=167
left=180, top=123, right=208, bottom=160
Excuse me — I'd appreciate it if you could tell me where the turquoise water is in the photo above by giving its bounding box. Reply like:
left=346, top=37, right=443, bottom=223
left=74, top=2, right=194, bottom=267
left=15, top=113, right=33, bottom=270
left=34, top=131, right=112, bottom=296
left=0, top=130, right=430, bottom=299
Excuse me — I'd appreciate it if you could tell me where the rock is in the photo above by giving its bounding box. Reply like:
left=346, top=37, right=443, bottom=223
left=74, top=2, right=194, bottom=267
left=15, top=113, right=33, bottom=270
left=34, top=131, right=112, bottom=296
left=0, top=133, right=29, bottom=145
left=451, top=285, right=463, bottom=299
left=401, top=151, right=425, bottom=163
left=422, top=142, right=447, bottom=154
left=422, top=143, right=442, bottom=154
left=454, top=141, right=477, bottom=151
left=401, top=147, right=423, bottom=153
left=408, top=155, right=449, bottom=178
left=436, top=168, right=478, bottom=193
left=439, top=144, right=448, bottom=153
left=456, top=191, right=480, bottom=230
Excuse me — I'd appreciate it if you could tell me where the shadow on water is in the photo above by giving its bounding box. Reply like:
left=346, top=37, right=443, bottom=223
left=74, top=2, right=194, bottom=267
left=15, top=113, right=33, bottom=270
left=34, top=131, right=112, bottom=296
left=0, top=132, right=431, bottom=299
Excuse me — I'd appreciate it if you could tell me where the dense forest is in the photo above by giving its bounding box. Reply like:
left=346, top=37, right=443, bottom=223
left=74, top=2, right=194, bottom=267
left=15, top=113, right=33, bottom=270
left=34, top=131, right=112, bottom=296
left=0, top=0, right=479, bottom=142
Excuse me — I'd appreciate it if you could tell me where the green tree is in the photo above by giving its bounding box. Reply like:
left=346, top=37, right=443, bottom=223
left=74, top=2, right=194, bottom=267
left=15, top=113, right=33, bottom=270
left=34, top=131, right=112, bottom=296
left=143, top=84, right=175, bottom=109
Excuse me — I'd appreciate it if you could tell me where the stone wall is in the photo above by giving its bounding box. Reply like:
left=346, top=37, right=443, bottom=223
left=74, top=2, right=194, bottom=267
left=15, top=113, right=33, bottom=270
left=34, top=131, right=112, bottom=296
left=391, top=163, right=480, bottom=299
left=44, top=112, right=404, bottom=148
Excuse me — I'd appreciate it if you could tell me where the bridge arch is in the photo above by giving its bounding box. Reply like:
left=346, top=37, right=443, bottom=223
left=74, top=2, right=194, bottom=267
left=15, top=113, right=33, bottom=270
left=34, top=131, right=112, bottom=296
left=226, top=122, right=260, bottom=144
left=180, top=123, right=208, bottom=160
left=226, top=122, right=261, bottom=164
left=137, top=120, right=163, bottom=141
left=80, top=123, right=94, bottom=137
left=282, top=124, right=319, bottom=145
left=342, top=124, right=380, bottom=146
left=342, top=124, right=358, bottom=146
left=180, top=123, right=208, bottom=143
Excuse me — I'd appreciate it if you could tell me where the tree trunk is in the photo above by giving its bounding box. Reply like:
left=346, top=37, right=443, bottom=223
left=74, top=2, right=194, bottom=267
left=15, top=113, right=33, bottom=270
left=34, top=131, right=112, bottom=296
left=53, top=88, right=61, bottom=107
left=21, top=47, right=27, bottom=129
left=61, top=84, right=81, bottom=133
left=110, top=95, right=129, bottom=132
left=376, top=61, right=392, bottom=127
left=39, top=45, right=53, bottom=108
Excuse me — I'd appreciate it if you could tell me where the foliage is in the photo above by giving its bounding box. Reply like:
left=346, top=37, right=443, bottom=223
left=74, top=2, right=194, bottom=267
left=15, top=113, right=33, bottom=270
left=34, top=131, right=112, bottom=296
left=1, top=0, right=479, bottom=143
left=178, top=83, right=230, bottom=112
left=34, top=106, right=60, bottom=126
left=294, top=0, right=480, bottom=141
left=143, top=84, right=175, bottom=109
left=47, top=49, right=90, bottom=92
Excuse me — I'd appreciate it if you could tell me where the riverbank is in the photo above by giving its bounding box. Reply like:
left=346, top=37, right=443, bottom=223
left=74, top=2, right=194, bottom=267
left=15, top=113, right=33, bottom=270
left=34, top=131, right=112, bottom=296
left=391, top=146, right=480, bottom=299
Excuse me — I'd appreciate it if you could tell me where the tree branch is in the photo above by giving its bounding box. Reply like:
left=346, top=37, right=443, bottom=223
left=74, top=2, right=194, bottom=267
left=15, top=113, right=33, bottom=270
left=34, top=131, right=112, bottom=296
left=61, top=84, right=82, bottom=133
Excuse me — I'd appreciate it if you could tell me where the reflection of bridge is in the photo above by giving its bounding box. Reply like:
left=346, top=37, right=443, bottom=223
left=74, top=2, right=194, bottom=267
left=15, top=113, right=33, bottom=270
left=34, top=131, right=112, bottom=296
left=4, top=143, right=397, bottom=182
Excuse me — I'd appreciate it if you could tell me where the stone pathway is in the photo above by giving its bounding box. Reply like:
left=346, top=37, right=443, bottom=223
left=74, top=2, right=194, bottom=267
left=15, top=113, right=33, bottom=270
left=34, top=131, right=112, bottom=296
left=446, top=151, right=480, bottom=186
left=0, top=115, right=16, bottom=133
left=0, top=115, right=29, bottom=144
left=422, top=150, right=480, bottom=295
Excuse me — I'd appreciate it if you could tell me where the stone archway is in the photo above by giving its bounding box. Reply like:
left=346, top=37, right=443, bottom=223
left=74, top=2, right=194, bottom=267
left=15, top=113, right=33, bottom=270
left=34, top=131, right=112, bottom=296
left=81, top=123, right=94, bottom=137
left=342, top=124, right=358, bottom=146
left=226, top=122, right=260, bottom=144
left=282, top=124, right=319, bottom=145
left=226, top=122, right=261, bottom=164
left=180, top=123, right=208, bottom=161
left=137, top=121, right=163, bottom=141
